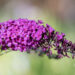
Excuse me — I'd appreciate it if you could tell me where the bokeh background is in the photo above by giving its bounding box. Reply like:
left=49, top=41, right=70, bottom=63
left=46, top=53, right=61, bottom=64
left=0, top=0, right=75, bottom=75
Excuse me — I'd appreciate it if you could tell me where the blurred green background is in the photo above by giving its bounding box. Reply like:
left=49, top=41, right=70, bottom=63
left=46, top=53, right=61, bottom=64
left=0, top=0, right=75, bottom=75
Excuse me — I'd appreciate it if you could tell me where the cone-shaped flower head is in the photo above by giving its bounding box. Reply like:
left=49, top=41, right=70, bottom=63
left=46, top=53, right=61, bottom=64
left=0, top=18, right=75, bottom=59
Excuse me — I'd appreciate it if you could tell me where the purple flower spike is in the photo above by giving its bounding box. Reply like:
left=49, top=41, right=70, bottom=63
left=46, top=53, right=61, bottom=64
left=0, top=18, right=75, bottom=59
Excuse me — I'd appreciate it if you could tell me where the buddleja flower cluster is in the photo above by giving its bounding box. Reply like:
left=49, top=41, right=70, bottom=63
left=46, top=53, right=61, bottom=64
left=0, top=18, right=75, bottom=59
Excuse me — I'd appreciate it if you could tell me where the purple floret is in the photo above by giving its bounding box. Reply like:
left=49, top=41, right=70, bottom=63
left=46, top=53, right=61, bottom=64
left=0, top=18, right=75, bottom=59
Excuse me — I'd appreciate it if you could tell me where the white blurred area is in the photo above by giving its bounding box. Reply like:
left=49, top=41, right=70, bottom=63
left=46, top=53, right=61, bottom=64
left=0, top=51, right=30, bottom=75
